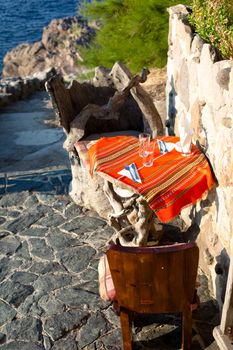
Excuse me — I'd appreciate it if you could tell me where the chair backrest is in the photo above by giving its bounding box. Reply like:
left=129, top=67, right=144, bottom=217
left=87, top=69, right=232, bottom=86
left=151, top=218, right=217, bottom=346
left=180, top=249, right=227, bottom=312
left=107, top=242, right=199, bottom=314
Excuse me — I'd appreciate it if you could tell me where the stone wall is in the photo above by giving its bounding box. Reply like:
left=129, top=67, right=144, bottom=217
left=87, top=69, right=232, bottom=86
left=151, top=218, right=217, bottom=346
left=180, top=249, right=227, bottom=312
left=166, top=5, right=233, bottom=306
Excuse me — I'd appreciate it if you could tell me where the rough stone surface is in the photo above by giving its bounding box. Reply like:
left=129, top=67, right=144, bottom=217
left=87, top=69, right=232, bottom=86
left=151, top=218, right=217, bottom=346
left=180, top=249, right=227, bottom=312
left=0, top=168, right=220, bottom=349
left=166, top=4, right=233, bottom=305
left=2, top=16, right=96, bottom=79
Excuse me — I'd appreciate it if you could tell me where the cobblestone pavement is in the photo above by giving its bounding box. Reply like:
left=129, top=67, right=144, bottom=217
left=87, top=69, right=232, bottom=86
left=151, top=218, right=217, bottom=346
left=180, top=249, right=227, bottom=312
left=0, top=167, right=220, bottom=350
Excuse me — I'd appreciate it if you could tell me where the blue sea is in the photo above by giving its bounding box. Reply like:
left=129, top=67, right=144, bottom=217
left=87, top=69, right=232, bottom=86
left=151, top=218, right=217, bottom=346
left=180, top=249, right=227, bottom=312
left=0, top=0, right=81, bottom=76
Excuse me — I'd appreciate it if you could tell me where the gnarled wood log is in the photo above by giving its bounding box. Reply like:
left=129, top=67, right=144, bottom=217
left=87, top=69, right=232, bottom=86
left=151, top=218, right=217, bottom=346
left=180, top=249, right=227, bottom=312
left=46, top=62, right=164, bottom=246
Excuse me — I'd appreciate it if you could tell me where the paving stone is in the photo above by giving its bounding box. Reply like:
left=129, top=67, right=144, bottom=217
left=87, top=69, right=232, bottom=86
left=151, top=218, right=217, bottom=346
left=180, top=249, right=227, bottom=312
left=20, top=227, right=48, bottom=237
left=0, top=236, right=21, bottom=255
left=0, top=209, right=8, bottom=216
left=0, top=192, right=29, bottom=208
left=0, top=300, right=17, bottom=326
left=29, top=261, right=66, bottom=275
left=57, top=246, right=96, bottom=273
left=29, top=238, right=54, bottom=260
left=64, top=203, right=82, bottom=220
left=0, top=217, right=6, bottom=225
left=13, top=240, right=31, bottom=261
left=38, top=295, right=66, bottom=316
left=60, top=217, right=106, bottom=234
left=33, top=204, right=54, bottom=216
left=4, top=211, right=44, bottom=234
left=0, top=341, right=45, bottom=350
left=52, top=197, right=71, bottom=213
left=6, top=210, right=21, bottom=218
left=17, top=292, right=44, bottom=317
left=102, top=307, right=120, bottom=328
left=43, top=310, right=88, bottom=341
left=79, top=268, right=98, bottom=282
left=36, top=194, right=59, bottom=205
left=96, top=328, right=122, bottom=350
left=0, top=281, right=34, bottom=307
left=77, top=311, right=111, bottom=348
left=3, top=316, right=42, bottom=342
left=0, top=232, right=9, bottom=239
left=0, top=257, right=24, bottom=282
left=46, top=230, right=81, bottom=251
left=10, top=271, right=38, bottom=284
left=24, top=195, right=39, bottom=208
left=0, top=332, right=6, bottom=344
left=33, top=274, right=72, bottom=293
left=50, top=333, right=77, bottom=350
left=37, top=212, right=65, bottom=228
left=56, top=286, right=107, bottom=311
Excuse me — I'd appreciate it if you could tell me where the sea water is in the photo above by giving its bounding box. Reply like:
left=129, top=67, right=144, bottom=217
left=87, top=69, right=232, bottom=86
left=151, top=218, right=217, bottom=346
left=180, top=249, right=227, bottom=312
left=0, top=0, right=79, bottom=75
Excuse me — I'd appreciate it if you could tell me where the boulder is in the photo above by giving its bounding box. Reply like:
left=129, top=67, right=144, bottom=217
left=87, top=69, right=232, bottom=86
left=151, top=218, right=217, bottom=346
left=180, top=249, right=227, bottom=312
left=2, top=16, right=96, bottom=79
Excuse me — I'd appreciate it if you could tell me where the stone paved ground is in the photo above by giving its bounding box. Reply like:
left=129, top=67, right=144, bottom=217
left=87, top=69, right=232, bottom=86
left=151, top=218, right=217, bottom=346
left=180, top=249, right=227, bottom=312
left=0, top=167, right=220, bottom=350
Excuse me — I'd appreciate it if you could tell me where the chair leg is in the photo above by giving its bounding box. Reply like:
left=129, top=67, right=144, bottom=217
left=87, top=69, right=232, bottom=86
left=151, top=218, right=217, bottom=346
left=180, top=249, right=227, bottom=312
left=182, top=306, right=193, bottom=350
left=120, top=309, right=132, bottom=350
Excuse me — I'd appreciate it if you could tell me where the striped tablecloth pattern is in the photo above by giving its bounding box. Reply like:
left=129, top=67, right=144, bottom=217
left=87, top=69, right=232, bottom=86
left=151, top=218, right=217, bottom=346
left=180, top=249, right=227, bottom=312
left=88, top=135, right=215, bottom=222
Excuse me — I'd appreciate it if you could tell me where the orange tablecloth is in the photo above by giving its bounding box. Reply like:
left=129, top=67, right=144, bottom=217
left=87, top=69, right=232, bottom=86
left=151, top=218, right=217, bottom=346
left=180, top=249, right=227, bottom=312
left=88, top=135, right=215, bottom=223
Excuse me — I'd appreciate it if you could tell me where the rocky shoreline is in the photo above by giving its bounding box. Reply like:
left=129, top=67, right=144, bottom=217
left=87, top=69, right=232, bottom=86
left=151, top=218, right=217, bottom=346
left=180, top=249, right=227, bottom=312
left=0, top=16, right=96, bottom=109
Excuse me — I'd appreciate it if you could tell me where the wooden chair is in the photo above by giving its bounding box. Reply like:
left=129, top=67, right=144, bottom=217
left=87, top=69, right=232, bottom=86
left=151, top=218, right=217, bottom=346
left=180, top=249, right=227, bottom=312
left=107, top=242, right=199, bottom=350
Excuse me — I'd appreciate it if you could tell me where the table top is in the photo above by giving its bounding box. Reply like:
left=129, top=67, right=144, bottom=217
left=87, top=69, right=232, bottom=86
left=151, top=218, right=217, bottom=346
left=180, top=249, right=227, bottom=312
left=88, top=135, right=215, bottom=223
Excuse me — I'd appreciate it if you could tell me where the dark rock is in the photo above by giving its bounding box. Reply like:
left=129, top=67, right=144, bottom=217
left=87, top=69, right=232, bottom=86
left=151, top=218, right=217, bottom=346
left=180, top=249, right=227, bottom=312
left=33, top=274, right=72, bottom=293
left=20, top=227, right=48, bottom=237
left=38, top=295, right=65, bottom=316
left=43, top=310, right=88, bottom=341
left=56, top=287, right=107, bottom=311
left=0, top=192, right=29, bottom=208
left=7, top=210, right=21, bottom=218
left=0, top=341, right=45, bottom=350
left=64, top=203, right=82, bottom=219
left=4, top=211, right=44, bottom=234
left=17, top=293, right=43, bottom=317
left=51, top=333, right=77, bottom=350
left=0, top=300, right=17, bottom=326
left=37, top=212, right=65, bottom=227
left=29, top=238, right=54, bottom=260
left=4, top=316, right=42, bottom=342
left=11, top=271, right=38, bottom=284
left=79, top=268, right=98, bottom=282
left=0, top=257, right=24, bottom=283
left=29, top=261, right=66, bottom=275
left=60, top=216, right=106, bottom=234
left=0, top=231, right=9, bottom=239
left=46, top=229, right=81, bottom=251
left=96, top=328, right=122, bottom=350
left=0, top=332, right=6, bottom=344
left=14, top=240, right=31, bottom=261
left=52, top=197, right=71, bottom=213
left=0, top=236, right=21, bottom=255
left=0, top=217, right=6, bottom=225
left=78, top=312, right=111, bottom=348
left=57, top=246, right=96, bottom=273
left=0, top=281, right=34, bottom=307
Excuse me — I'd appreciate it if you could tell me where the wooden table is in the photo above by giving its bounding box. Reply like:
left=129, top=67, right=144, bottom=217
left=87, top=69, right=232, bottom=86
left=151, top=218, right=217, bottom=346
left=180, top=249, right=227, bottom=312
left=87, top=135, right=215, bottom=246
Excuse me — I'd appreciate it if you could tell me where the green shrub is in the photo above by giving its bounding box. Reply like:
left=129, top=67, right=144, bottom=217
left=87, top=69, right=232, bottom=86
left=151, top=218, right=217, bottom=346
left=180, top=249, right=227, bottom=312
left=189, top=0, right=233, bottom=59
left=78, top=0, right=189, bottom=72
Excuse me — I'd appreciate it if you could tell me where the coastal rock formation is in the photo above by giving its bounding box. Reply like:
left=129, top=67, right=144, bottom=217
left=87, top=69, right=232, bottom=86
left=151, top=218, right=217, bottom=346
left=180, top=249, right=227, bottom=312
left=2, top=16, right=96, bottom=79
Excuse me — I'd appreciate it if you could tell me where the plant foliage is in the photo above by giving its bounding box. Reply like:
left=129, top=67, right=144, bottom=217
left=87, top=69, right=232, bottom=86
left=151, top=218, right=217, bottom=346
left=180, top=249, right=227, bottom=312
left=189, top=0, right=233, bottom=59
left=79, top=0, right=189, bottom=72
